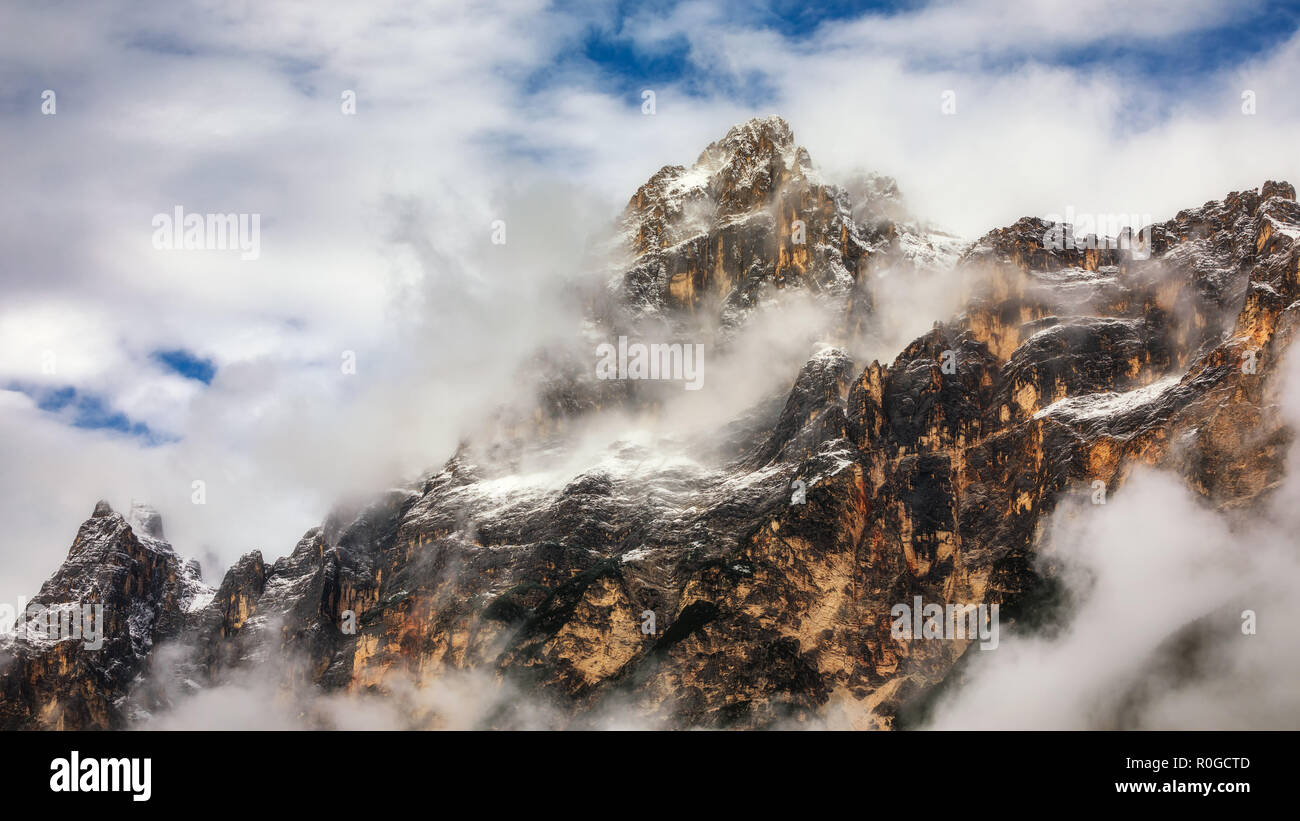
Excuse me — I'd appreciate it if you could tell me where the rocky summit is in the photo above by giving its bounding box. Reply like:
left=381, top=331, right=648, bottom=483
left=3, top=117, right=1298, bottom=730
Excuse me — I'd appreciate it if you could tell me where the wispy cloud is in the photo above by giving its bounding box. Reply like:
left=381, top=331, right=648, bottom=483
left=0, top=0, right=1297, bottom=602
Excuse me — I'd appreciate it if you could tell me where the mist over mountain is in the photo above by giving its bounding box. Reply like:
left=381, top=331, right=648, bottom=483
left=3, top=115, right=1297, bottom=730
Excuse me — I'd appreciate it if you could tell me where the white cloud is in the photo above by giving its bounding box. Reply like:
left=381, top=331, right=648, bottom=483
left=1, top=0, right=1297, bottom=607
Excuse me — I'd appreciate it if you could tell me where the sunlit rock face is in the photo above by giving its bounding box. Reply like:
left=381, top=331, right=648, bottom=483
left=619, top=116, right=868, bottom=328
left=2, top=117, right=1297, bottom=730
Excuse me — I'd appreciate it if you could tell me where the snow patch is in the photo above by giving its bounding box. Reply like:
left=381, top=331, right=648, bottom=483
left=1034, top=375, right=1181, bottom=422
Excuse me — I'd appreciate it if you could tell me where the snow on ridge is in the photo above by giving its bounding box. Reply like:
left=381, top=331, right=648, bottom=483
left=182, top=589, right=215, bottom=613
left=1263, top=214, right=1300, bottom=241
left=664, top=157, right=719, bottom=200
left=620, top=546, right=655, bottom=564
left=894, top=225, right=967, bottom=269
left=1018, top=316, right=1144, bottom=349
left=1033, top=375, right=1181, bottom=423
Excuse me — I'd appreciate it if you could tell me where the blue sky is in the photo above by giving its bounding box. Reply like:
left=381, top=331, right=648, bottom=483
left=554, top=0, right=909, bottom=102
left=4, top=349, right=212, bottom=445
left=152, top=349, right=216, bottom=385
left=549, top=0, right=1300, bottom=108
left=5, top=382, right=169, bottom=443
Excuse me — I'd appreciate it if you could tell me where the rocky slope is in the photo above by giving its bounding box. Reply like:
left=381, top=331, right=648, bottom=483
left=3, top=118, right=1297, bottom=730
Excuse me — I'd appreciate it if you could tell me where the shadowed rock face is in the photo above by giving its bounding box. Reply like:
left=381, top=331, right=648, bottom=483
left=0, top=504, right=210, bottom=729
left=3, top=118, right=1297, bottom=730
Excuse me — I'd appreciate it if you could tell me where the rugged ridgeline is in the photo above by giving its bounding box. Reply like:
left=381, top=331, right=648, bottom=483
left=2, top=118, right=1298, bottom=729
left=534, top=116, right=964, bottom=420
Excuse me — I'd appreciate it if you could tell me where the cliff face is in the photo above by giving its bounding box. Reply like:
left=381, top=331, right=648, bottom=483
left=0, top=503, right=211, bottom=729
left=3, top=118, right=1297, bottom=730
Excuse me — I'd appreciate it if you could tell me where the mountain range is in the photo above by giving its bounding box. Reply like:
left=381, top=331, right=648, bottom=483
left=3, top=116, right=1296, bottom=730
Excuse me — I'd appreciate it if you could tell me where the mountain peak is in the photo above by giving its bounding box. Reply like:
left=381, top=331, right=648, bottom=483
left=622, top=115, right=823, bottom=261
left=708, top=114, right=794, bottom=157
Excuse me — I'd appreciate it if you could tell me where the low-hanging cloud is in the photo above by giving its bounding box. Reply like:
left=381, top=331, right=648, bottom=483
left=925, top=349, right=1300, bottom=730
left=2, top=0, right=1299, bottom=611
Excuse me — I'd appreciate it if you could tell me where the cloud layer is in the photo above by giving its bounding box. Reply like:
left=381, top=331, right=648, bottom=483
left=1, top=0, right=1298, bottom=607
